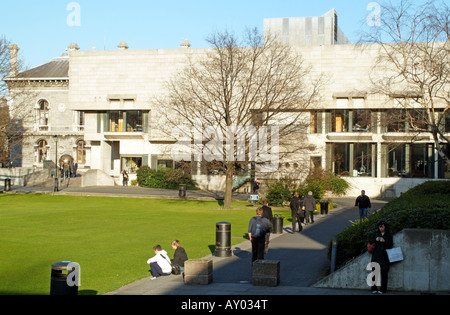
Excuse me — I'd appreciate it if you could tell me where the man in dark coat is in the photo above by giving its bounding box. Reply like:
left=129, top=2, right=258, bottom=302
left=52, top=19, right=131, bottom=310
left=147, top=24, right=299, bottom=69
left=303, top=191, right=316, bottom=224
left=355, top=190, right=371, bottom=220
left=289, top=192, right=303, bottom=232
left=261, top=200, right=273, bottom=226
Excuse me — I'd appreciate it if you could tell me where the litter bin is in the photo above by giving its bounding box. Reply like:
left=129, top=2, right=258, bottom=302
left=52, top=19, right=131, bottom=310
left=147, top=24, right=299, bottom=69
left=215, top=222, right=231, bottom=257
left=50, top=261, right=80, bottom=295
left=320, top=202, right=329, bottom=215
left=272, top=214, right=284, bottom=234
left=179, top=184, right=187, bottom=198
left=4, top=178, right=11, bottom=191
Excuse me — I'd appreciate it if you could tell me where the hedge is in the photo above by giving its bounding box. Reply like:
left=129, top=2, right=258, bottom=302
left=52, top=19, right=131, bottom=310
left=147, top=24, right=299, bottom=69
left=328, top=181, right=450, bottom=269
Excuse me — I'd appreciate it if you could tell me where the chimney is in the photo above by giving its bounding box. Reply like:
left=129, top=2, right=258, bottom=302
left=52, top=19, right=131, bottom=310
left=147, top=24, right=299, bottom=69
left=118, top=42, right=129, bottom=50
left=67, top=42, right=80, bottom=54
left=180, top=39, right=191, bottom=49
left=9, top=44, right=19, bottom=77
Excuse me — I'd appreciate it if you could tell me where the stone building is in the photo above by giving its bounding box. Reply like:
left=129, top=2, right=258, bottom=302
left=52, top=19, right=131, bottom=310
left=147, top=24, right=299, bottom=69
left=3, top=10, right=449, bottom=196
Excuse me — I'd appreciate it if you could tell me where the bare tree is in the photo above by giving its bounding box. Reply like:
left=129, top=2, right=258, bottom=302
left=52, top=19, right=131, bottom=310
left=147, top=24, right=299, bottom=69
left=361, top=0, right=450, bottom=167
left=0, top=36, right=34, bottom=167
left=156, top=28, right=324, bottom=208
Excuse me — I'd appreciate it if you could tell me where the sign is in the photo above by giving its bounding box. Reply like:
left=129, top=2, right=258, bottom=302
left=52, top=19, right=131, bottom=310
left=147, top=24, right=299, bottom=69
left=249, top=195, right=259, bottom=201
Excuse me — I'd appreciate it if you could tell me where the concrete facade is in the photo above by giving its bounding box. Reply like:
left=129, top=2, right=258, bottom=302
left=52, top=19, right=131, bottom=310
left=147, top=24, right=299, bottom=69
left=314, top=229, right=450, bottom=292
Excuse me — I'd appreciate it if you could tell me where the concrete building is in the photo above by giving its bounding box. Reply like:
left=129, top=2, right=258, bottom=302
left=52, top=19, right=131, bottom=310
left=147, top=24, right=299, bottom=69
left=3, top=10, right=449, bottom=195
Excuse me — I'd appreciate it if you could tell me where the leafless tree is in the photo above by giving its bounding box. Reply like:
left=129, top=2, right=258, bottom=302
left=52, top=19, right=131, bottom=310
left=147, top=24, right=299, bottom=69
left=0, top=36, right=34, bottom=167
left=156, top=28, right=324, bottom=208
left=360, top=0, right=450, bottom=167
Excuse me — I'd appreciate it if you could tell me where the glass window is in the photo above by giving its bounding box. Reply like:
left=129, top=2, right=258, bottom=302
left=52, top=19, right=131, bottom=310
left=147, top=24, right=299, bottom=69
left=126, top=111, right=143, bottom=132
left=328, top=143, right=375, bottom=177
left=37, top=140, right=48, bottom=163
left=109, top=111, right=123, bottom=132
left=38, top=100, right=49, bottom=131
left=331, top=110, right=350, bottom=132
left=352, top=110, right=372, bottom=132
left=76, top=140, right=86, bottom=164
left=385, top=109, right=407, bottom=132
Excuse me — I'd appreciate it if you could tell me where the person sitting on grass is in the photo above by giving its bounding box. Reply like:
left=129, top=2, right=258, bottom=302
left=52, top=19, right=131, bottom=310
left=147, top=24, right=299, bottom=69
left=147, top=244, right=172, bottom=280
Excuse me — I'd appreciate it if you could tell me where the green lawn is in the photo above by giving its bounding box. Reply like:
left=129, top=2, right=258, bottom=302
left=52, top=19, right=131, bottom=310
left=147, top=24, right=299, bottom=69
left=0, top=194, right=290, bottom=295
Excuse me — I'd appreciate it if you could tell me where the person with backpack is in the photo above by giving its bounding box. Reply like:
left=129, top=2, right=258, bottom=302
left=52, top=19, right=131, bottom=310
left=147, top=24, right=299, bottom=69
left=248, top=207, right=272, bottom=263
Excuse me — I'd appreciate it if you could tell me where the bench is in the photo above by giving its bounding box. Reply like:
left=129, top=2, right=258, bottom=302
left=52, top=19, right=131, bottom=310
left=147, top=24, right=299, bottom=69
left=184, top=259, right=213, bottom=285
left=252, top=260, right=280, bottom=287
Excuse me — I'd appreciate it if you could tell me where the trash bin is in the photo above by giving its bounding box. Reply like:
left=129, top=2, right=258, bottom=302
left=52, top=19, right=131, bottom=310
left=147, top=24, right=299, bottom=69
left=179, top=184, right=186, bottom=198
left=320, top=202, right=329, bottom=215
left=215, top=222, right=231, bottom=257
left=50, top=261, right=80, bottom=295
left=272, top=214, right=284, bottom=234
left=4, top=178, right=11, bottom=191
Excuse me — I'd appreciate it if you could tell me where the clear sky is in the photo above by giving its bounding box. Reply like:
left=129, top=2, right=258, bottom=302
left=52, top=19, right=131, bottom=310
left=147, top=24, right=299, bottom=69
left=0, top=0, right=432, bottom=69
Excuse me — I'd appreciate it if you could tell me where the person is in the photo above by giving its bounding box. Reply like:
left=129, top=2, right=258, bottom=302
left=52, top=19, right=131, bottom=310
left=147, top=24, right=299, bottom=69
left=253, top=178, right=260, bottom=194
left=147, top=245, right=172, bottom=280
left=289, top=192, right=304, bottom=232
left=248, top=207, right=271, bottom=263
left=122, top=170, right=129, bottom=186
left=171, top=240, right=188, bottom=273
left=368, top=220, right=393, bottom=294
left=355, top=190, right=371, bottom=220
left=303, top=191, right=316, bottom=224
left=261, top=200, right=273, bottom=225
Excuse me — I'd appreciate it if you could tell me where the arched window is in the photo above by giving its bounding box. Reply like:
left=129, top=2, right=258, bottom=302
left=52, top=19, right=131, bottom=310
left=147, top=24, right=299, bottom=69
left=38, top=100, right=49, bottom=131
left=37, top=140, right=48, bottom=163
left=76, top=140, right=86, bottom=164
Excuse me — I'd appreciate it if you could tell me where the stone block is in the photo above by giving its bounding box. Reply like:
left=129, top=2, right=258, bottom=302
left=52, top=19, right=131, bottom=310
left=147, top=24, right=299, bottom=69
left=252, top=260, right=280, bottom=287
left=184, top=259, right=213, bottom=285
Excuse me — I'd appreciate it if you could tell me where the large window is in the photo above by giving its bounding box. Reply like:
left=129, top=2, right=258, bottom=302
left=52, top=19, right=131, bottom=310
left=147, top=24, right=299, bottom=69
left=384, top=143, right=433, bottom=178
left=327, top=142, right=376, bottom=177
left=107, top=111, right=143, bottom=132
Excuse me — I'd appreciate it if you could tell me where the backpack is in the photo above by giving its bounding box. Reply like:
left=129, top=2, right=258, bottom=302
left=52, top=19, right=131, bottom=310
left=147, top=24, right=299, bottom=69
left=251, top=216, right=266, bottom=238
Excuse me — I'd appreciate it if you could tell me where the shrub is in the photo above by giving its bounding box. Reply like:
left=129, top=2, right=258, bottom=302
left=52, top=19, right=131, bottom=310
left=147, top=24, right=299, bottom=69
left=266, top=180, right=292, bottom=206
left=328, top=181, right=450, bottom=269
left=137, top=166, right=197, bottom=190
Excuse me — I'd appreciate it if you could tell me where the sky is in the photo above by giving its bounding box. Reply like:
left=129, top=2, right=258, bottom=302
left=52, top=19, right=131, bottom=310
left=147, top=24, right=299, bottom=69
left=0, top=0, right=436, bottom=69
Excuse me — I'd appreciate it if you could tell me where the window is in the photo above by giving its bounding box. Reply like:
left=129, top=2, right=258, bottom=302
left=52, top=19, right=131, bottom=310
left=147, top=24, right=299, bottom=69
left=352, top=110, right=372, bottom=132
left=38, top=100, right=49, bottom=131
left=327, top=143, right=375, bottom=177
left=37, top=140, right=48, bottom=163
left=331, top=110, right=350, bottom=132
left=311, top=111, right=323, bottom=134
left=384, top=109, right=407, bottom=132
left=77, top=112, right=85, bottom=131
left=76, top=140, right=86, bottom=164
left=107, top=111, right=143, bottom=132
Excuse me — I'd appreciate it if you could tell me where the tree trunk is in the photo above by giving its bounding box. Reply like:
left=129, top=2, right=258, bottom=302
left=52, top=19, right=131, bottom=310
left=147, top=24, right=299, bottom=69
left=223, top=163, right=234, bottom=209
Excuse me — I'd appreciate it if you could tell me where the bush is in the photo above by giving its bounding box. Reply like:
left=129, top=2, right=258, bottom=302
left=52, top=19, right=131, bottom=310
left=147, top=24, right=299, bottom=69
left=266, top=180, right=292, bottom=206
left=137, top=166, right=197, bottom=190
left=328, top=181, right=450, bottom=269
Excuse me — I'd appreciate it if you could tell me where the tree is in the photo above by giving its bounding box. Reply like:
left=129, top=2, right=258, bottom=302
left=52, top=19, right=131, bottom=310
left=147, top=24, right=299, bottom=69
left=156, top=28, right=323, bottom=208
left=361, top=0, right=450, bottom=168
left=0, top=36, right=34, bottom=167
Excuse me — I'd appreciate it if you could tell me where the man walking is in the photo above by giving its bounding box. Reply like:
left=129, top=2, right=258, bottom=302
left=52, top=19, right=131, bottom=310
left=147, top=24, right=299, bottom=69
left=303, top=191, right=316, bottom=224
left=290, top=192, right=304, bottom=232
left=248, top=207, right=271, bottom=263
left=355, top=190, right=371, bottom=220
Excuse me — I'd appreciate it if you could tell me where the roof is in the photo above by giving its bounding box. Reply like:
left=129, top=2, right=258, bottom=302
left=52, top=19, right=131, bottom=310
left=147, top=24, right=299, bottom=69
left=12, top=57, right=69, bottom=80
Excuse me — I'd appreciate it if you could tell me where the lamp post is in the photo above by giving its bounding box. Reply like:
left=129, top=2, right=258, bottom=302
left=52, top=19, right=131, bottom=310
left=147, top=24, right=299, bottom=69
left=53, top=135, right=58, bottom=192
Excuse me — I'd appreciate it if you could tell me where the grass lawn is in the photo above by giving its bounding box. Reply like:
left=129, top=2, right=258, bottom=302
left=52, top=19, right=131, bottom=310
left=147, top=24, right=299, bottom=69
left=0, top=194, right=290, bottom=295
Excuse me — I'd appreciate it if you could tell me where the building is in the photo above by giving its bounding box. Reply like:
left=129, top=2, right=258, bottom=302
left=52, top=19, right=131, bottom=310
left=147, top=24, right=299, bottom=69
left=3, top=10, right=449, bottom=196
